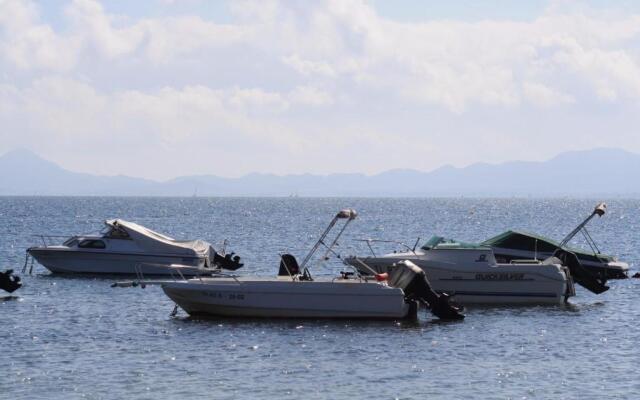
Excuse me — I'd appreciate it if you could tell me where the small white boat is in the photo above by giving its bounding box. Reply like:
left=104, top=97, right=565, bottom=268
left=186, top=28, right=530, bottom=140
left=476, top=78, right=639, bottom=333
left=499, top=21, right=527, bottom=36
left=162, top=276, right=412, bottom=319
left=26, top=219, right=242, bottom=275
left=346, top=237, right=584, bottom=305
left=158, top=210, right=464, bottom=320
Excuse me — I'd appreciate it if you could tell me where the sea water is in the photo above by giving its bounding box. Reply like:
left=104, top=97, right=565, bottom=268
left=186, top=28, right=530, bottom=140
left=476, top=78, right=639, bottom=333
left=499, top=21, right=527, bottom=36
left=1, top=197, right=639, bottom=399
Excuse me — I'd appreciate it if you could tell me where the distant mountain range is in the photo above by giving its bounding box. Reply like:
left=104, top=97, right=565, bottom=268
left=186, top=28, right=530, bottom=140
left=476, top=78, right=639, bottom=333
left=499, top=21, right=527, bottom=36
left=1, top=148, right=639, bottom=196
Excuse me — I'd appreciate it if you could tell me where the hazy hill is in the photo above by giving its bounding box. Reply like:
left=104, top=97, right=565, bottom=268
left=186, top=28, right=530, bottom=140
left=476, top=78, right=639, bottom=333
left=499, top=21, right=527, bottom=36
left=0, top=148, right=638, bottom=196
left=0, top=149, right=160, bottom=196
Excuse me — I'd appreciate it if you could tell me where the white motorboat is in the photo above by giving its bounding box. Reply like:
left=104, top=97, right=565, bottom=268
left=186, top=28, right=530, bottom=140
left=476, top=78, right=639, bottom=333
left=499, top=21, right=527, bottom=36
left=158, top=210, right=464, bottom=320
left=345, top=236, right=588, bottom=305
left=26, top=219, right=242, bottom=275
left=162, top=276, right=413, bottom=319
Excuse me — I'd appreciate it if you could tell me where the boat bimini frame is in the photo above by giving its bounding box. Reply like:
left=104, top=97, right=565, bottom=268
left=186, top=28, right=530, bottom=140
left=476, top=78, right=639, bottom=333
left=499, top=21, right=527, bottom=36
left=296, top=208, right=358, bottom=278
left=560, top=202, right=606, bottom=251
left=540, top=202, right=610, bottom=294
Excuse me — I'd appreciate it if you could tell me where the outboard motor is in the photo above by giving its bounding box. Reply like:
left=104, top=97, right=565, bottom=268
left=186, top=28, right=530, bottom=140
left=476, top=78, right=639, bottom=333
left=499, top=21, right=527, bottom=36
left=0, top=269, right=22, bottom=293
left=386, top=260, right=464, bottom=320
left=550, top=248, right=609, bottom=294
left=278, top=254, right=312, bottom=281
left=212, top=250, right=244, bottom=271
left=279, top=254, right=300, bottom=276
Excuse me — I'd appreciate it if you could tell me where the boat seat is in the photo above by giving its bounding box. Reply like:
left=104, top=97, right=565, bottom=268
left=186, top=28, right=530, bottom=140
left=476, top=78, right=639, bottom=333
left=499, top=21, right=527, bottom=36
left=279, top=254, right=300, bottom=277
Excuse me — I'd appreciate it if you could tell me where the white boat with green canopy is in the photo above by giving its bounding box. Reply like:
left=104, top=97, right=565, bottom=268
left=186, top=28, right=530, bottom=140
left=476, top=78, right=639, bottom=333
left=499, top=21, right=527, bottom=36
left=345, top=236, right=587, bottom=305
left=345, top=203, right=615, bottom=304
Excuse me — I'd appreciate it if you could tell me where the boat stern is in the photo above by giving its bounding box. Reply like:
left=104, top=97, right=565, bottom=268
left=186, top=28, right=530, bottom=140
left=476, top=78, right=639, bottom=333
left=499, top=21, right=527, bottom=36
left=605, top=261, right=629, bottom=279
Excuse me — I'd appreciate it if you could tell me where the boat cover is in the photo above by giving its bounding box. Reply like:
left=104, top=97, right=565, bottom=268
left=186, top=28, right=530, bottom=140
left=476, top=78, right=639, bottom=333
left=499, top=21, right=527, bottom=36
left=481, top=230, right=614, bottom=262
left=105, top=219, right=211, bottom=257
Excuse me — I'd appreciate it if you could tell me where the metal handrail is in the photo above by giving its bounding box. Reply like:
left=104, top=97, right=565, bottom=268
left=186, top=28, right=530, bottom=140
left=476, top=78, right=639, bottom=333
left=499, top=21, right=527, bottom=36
left=30, top=234, right=74, bottom=247
left=113, top=263, right=194, bottom=288
left=355, top=238, right=419, bottom=257
left=345, top=256, right=380, bottom=276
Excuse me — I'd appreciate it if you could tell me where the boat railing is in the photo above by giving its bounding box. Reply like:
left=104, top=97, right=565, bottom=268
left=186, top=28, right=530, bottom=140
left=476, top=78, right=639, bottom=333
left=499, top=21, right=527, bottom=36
left=135, top=262, right=216, bottom=283
left=345, top=256, right=382, bottom=277
left=112, top=263, right=195, bottom=289
left=31, top=234, right=72, bottom=247
left=354, top=238, right=420, bottom=257
left=214, top=270, right=242, bottom=283
left=22, top=235, right=71, bottom=274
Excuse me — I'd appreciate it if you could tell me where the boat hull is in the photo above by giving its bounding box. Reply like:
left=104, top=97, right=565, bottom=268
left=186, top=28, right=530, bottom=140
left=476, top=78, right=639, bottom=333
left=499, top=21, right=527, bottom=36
left=162, top=278, right=413, bottom=319
left=27, top=248, right=209, bottom=276
left=347, top=255, right=571, bottom=305
left=491, top=247, right=629, bottom=280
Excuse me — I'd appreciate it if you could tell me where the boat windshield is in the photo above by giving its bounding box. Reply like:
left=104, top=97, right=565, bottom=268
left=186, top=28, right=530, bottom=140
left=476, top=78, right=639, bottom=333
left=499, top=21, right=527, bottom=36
left=101, top=226, right=130, bottom=239
left=421, top=235, right=484, bottom=250
left=421, top=236, right=446, bottom=250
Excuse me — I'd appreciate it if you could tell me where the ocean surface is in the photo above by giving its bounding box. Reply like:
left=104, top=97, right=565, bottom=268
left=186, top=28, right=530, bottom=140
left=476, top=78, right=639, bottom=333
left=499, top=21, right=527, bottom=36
left=1, top=197, right=639, bottom=399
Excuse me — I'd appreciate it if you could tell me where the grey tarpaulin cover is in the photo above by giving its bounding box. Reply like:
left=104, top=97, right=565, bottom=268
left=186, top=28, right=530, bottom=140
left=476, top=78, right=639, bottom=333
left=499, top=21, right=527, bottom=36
left=105, top=219, right=212, bottom=257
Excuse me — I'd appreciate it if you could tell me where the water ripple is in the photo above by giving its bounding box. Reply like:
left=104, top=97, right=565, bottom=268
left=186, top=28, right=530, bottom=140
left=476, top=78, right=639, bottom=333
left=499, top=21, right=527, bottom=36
left=1, top=197, right=638, bottom=399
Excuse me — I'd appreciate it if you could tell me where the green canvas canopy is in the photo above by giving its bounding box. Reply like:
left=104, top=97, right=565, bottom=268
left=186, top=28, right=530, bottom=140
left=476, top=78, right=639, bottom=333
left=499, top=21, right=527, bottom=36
left=481, top=230, right=614, bottom=263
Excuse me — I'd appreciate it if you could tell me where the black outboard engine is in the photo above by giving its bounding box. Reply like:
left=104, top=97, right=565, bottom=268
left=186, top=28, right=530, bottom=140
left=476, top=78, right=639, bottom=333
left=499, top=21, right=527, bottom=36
left=0, top=269, right=22, bottom=293
left=212, top=250, right=244, bottom=271
left=278, top=254, right=312, bottom=281
left=550, top=248, right=609, bottom=294
left=279, top=254, right=300, bottom=276
left=387, top=260, right=464, bottom=320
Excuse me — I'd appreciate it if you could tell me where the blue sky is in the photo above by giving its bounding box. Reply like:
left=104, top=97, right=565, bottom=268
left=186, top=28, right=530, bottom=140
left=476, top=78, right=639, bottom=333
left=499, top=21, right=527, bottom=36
left=38, top=1, right=640, bottom=25
left=1, top=1, right=640, bottom=179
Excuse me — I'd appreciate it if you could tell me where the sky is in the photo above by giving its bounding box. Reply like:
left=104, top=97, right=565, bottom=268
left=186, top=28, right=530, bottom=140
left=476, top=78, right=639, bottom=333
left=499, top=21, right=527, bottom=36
left=1, top=0, right=640, bottom=180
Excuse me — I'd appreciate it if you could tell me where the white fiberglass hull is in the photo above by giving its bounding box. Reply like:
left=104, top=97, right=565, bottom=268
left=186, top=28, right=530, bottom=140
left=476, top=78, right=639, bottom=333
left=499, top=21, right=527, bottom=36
left=348, top=254, right=571, bottom=305
left=27, top=248, right=209, bottom=276
left=491, top=246, right=629, bottom=280
left=162, top=278, right=413, bottom=319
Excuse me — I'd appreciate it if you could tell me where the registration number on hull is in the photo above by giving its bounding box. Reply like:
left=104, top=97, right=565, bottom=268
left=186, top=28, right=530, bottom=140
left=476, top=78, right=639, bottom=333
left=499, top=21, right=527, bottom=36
left=201, top=291, right=245, bottom=300
left=475, top=273, right=525, bottom=281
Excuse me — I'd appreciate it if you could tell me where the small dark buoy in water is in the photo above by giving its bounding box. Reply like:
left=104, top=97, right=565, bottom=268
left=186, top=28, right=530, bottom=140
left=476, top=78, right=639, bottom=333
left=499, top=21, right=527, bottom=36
left=632, top=272, right=640, bottom=279
left=0, top=269, right=22, bottom=293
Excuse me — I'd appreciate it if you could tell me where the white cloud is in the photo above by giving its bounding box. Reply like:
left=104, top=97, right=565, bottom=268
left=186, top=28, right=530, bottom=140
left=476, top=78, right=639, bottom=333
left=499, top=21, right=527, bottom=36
left=65, top=0, right=146, bottom=58
left=282, top=54, right=337, bottom=77
left=0, top=1, right=80, bottom=71
left=523, top=82, right=574, bottom=107
left=288, top=85, right=333, bottom=107
left=1, top=0, right=640, bottom=178
left=228, top=88, right=288, bottom=112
